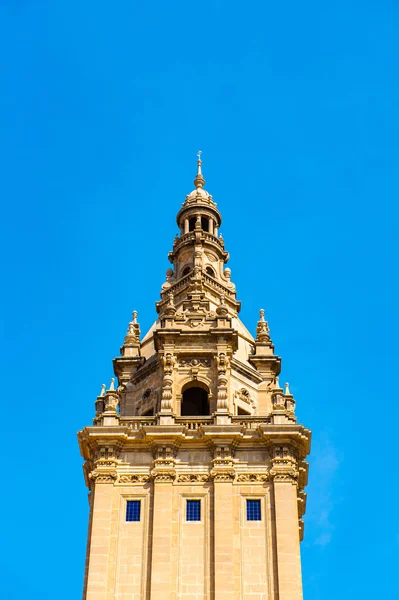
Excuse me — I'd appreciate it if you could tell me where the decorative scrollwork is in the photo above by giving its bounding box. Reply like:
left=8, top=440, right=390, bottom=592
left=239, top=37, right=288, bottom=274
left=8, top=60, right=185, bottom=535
left=177, top=473, right=210, bottom=483
left=89, top=470, right=117, bottom=484
left=210, top=469, right=236, bottom=482
left=118, top=474, right=150, bottom=484
left=151, top=469, right=176, bottom=483
left=236, top=473, right=269, bottom=483
left=179, top=358, right=211, bottom=367
left=235, top=388, right=253, bottom=405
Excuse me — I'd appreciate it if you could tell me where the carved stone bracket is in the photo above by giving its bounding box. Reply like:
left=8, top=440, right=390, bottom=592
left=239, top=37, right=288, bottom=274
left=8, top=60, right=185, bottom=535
left=151, top=444, right=178, bottom=468
left=92, top=445, right=121, bottom=463
left=151, top=469, right=176, bottom=483
left=210, top=469, right=236, bottom=482
left=89, top=470, right=118, bottom=485
left=212, top=445, right=235, bottom=468
left=270, top=458, right=298, bottom=483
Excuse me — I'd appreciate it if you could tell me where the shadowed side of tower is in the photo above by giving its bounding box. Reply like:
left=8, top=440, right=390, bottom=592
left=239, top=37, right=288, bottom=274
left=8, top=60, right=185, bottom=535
left=78, top=155, right=311, bottom=600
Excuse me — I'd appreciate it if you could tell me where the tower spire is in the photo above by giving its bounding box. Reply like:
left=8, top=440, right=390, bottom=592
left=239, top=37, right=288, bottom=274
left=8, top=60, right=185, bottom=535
left=194, top=150, right=205, bottom=189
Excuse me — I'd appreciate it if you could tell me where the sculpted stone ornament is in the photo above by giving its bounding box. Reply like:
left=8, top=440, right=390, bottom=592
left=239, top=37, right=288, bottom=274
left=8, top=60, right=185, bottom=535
left=235, top=388, right=252, bottom=406
left=161, top=353, right=175, bottom=411
left=256, top=308, right=271, bottom=342
left=271, top=377, right=286, bottom=411
left=270, top=447, right=299, bottom=484
left=216, top=353, right=230, bottom=410
left=95, top=386, right=105, bottom=415
left=237, top=473, right=269, bottom=483
left=118, top=474, right=150, bottom=484
left=124, top=311, right=141, bottom=345
left=216, top=293, right=228, bottom=317
left=104, top=380, right=120, bottom=412
left=177, top=473, right=210, bottom=483
left=163, top=292, right=177, bottom=318
left=284, top=381, right=296, bottom=415
left=152, top=445, right=177, bottom=469
left=179, top=357, right=211, bottom=368
left=161, top=268, right=174, bottom=291
left=89, top=470, right=118, bottom=485
left=210, top=469, right=236, bottom=482
left=212, top=446, right=235, bottom=468
left=151, top=469, right=176, bottom=483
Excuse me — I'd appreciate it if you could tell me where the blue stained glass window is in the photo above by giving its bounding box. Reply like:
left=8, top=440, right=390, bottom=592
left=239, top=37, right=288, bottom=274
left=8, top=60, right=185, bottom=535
left=126, top=500, right=141, bottom=522
left=186, top=499, right=201, bottom=521
left=246, top=499, right=261, bottom=521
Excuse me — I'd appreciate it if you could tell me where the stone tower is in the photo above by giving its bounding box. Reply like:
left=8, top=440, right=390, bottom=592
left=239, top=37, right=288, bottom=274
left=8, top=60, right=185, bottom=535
left=78, top=155, right=311, bottom=600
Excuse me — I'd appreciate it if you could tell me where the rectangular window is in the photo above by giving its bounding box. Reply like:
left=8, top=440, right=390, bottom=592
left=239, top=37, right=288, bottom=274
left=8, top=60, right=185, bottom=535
left=186, top=499, right=201, bottom=521
left=126, top=500, right=141, bottom=522
left=246, top=499, right=261, bottom=521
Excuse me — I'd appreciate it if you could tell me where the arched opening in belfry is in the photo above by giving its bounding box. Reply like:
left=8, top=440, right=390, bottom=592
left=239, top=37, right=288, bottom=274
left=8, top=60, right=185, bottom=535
left=181, top=382, right=210, bottom=416
left=189, top=217, right=196, bottom=231
left=201, top=216, right=209, bottom=231
left=182, top=265, right=191, bottom=277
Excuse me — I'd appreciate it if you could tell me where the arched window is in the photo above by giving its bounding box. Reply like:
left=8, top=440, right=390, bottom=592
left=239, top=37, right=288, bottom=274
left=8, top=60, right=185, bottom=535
left=181, top=383, right=210, bottom=416
left=205, top=266, right=215, bottom=277
left=142, top=388, right=151, bottom=401
left=182, top=265, right=191, bottom=276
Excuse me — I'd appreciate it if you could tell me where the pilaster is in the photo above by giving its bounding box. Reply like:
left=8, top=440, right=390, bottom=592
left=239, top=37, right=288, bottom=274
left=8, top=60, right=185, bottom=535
left=212, top=473, right=236, bottom=599
left=149, top=468, right=176, bottom=599
left=270, top=448, right=303, bottom=600
left=85, top=481, right=115, bottom=600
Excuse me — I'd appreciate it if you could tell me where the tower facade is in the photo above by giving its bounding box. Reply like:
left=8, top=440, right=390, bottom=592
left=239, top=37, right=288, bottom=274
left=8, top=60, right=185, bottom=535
left=78, top=156, right=311, bottom=600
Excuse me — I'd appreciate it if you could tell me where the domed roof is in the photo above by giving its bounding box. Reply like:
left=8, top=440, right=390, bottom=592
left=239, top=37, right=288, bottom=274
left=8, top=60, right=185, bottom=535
left=175, top=153, right=222, bottom=226
left=186, top=185, right=211, bottom=201
left=185, top=152, right=214, bottom=204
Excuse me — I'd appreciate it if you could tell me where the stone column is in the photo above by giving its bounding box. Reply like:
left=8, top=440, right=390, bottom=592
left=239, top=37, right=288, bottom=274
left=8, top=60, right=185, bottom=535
left=184, top=218, right=189, bottom=234
left=212, top=472, right=235, bottom=599
left=209, top=218, right=214, bottom=235
left=150, top=472, right=175, bottom=599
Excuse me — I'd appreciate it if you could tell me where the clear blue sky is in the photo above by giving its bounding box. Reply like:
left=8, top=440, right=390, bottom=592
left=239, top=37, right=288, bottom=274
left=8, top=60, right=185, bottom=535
left=1, top=1, right=398, bottom=598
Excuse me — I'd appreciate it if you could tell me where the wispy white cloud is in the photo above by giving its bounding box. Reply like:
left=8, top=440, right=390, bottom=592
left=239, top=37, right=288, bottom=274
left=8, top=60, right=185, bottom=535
left=307, top=433, right=340, bottom=547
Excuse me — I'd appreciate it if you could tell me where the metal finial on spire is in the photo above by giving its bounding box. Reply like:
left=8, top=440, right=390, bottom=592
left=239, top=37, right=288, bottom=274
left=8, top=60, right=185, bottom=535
left=194, top=150, right=205, bottom=189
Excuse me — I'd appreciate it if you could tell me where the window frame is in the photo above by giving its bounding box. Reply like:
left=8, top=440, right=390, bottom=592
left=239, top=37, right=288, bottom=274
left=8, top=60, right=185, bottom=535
left=186, top=498, right=201, bottom=522
left=246, top=498, right=262, bottom=521
left=125, top=499, right=141, bottom=522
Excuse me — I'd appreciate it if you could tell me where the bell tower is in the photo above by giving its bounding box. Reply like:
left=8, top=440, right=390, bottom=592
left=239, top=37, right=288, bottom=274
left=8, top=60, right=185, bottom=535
left=78, top=155, right=311, bottom=600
